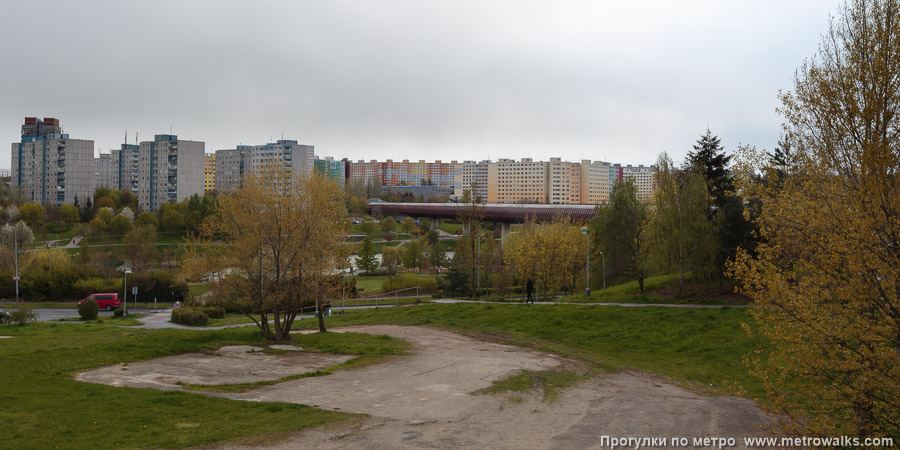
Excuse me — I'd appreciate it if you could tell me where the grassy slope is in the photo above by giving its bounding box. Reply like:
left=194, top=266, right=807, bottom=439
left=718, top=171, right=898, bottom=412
left=552, top=274, right=751, bottom=305
left=0, top=324, right=350, bottom=449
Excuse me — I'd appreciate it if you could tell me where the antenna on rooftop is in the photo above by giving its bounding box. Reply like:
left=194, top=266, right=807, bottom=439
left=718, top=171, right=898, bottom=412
left=125, top=131, right=128, bottom=144
left=170, top=124, right=173, bottom=134
left=135, top=132, right=138, bottom=144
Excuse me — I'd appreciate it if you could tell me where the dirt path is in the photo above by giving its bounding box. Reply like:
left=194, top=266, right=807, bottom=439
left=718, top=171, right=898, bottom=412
left=219, top=326, right=774, bottom=449
left=77, top=325, right=774, bottom=448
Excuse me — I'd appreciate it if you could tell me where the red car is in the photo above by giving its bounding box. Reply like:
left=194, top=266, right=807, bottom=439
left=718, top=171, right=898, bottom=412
left=79, top=293, right=121, bottom=311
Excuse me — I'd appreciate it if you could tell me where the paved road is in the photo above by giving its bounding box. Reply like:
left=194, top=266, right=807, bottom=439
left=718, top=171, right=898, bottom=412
left=32, top=307, right=167, bottom=322
left=20, top=298, right=748, bottom=327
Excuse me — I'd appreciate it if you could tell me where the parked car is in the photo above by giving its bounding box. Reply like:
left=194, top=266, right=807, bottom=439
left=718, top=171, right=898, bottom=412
left=79, top=293, right=121, bottom=311
left=0, top=310, right=9, bottom=324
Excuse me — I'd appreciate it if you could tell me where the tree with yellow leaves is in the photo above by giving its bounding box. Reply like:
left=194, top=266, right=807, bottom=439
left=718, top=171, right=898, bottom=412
left=182, top=165, right=348, bottom=341
left=729, top=0, right=900, bottom=439
left=505, top=216, right=584, bottom=299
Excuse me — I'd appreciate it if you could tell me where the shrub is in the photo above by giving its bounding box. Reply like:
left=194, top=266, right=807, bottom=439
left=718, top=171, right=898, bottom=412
left=113, top=307, right=124, bottom=317
left=171, top=307, right=208, bottom=326
left=78, top=299, right=99, bottom=320
left=8, top=306, right=37, bottom=326
left=205, top=297, right=251, bottom=315
left=381, top=273, right=439, bottom=293
left=202, top=306, right=225, bottom=319
left=72, top=278, right=121, bottom=300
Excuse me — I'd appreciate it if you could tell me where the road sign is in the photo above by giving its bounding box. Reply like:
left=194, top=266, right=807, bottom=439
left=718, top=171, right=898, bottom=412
left=12, top=276, right=19, bottom=281
left=132, top=286, right=138, bottom=296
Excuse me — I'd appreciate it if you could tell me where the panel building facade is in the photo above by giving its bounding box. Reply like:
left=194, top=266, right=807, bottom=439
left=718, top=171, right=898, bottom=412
left=138, top=134, right=205, bottom=211
left=11, top=117, right=95, bottom=205
left=214, top=140, right=315, bottom=194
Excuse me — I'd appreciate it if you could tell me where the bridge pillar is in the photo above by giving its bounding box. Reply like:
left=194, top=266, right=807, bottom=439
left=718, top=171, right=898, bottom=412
left=432, top=218, right=439, bottom=231
left=501, top=222, right=511, bottom=241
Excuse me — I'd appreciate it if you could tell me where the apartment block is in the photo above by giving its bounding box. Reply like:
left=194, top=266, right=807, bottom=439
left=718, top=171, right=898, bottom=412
left=116, top=144, right=140, bottom=195
left=11, top=117, right=95, bottom=205
left=214, top=140, right=315, bottom=194
left=348, top=160, right=381, bottom=186
left=488, top=158, right=549, bottom=204
left=348, top=159, right=458, bottom=187
left=548, top=157, right=581, bottom=204
left=453, top=160, right=489, bottom=201
left=138, top=134, right=205, bottom=211
left=95, top=152, right=117, bottom=190
left=214, top=146, right=249, bottom=194
left=204, top=153, right=216, bottom=194
left=580, top=160, right=613, bottom=205
left=313, top=157, right=345, bottom=184
left=246, top=140, right=314, bottom=177
left=619, top=164, right=656, bottom=200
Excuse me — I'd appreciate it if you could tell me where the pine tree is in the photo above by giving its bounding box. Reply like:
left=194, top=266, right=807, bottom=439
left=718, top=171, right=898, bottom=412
left=685, top=128, right=732, bottom=209
left=356, top=237, right=378, bottom=273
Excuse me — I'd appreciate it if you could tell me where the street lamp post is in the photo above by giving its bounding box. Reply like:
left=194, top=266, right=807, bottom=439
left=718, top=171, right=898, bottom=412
left=598, top=251, right=606, bottom=290
left=123, top=269, right=132, bottom=317
left=580, top=227, right=590, bottom=297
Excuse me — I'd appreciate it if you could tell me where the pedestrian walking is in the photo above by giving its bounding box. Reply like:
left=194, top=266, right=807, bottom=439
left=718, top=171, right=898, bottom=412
left=525, top=279, right=535, bottom=304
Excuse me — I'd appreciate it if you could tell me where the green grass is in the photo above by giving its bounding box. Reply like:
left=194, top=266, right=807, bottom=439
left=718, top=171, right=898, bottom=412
left=0, top=323, right=352, bottom=448
left=188, top=282, right=211, bottom=298
left=56, top=314, right=146, bottom=326
left=478, top=369, right=587, bottom=402
left=298, top=303, right=766, bottom=399
left=554, top=275, right=750, bottom=305
left=205, top=314, right=256, bottom=327
left=181, top=331, right=408, bottom=393
left=354, top=275, right=390, bottom=295
left=438, top=222, right=461, bottom=235
left=439, top=238, right=457, bottom=250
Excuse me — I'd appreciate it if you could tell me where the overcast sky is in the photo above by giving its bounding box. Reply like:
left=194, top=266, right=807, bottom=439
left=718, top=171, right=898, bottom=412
left=0, top=0, right=837, bottom=168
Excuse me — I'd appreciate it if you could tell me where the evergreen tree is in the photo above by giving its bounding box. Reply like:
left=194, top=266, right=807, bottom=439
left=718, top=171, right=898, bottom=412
left=356, top=237, right=378, bottom=273
left=686, top=128, right=756, bottom=271
left=685, top=128, right=733, bottom=209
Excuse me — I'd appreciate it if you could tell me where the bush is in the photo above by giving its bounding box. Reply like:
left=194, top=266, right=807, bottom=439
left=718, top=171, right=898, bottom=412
left=72, top=278, right=121, bottom=300
left=171, top=307, right=208, bottom=326
left=201, top=306, right=225, bottom=319
left=113, top=307, right=124, bottom=317
left=204, top=297, right=250, bottom=315
left=78, top=299, right=99, bottom=320
left=8, top=306, right=37, bottom=326
left=381, top=273, right=439, bottom=293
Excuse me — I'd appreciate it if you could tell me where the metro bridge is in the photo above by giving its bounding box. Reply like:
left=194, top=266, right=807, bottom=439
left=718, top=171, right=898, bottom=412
left=367, top=201, right=602, bottom=237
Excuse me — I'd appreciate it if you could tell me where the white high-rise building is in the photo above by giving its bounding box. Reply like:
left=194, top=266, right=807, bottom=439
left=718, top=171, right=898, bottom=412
left=580, top=160, right=613, bottom=205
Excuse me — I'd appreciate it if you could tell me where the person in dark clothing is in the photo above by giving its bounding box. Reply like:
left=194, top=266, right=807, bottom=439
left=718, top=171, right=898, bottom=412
left=525, top=279, right=535, bottom=304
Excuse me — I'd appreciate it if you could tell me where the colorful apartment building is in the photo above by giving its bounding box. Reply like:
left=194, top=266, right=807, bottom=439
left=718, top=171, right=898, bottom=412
left=348, top=159, right=458, bottom=187
left=204, top=153, right=216, bottom=194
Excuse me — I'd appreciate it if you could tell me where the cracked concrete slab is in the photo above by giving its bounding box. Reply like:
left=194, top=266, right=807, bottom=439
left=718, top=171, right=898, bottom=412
left=76, top=345, right=352, bottom=390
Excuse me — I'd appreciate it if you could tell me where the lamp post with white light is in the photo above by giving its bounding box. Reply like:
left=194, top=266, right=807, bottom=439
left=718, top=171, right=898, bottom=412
left=580, top=227, right=590, bottom=297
